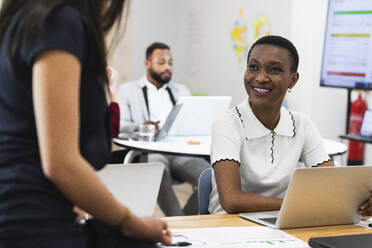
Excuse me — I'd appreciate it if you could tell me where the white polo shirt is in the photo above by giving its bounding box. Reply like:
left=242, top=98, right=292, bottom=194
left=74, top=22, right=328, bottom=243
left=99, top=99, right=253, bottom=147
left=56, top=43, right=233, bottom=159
left=208, top=98, right=330, bottom=214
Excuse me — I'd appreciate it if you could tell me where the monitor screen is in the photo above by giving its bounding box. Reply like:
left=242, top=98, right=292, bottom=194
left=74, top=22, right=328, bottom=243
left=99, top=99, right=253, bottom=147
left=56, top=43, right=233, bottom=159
left=320, top=0, right=372, bottom=90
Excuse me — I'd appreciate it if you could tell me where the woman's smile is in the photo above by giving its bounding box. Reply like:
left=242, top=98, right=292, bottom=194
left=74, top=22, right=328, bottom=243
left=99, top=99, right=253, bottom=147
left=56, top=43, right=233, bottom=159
left=252, top=86, right=272, bottom=96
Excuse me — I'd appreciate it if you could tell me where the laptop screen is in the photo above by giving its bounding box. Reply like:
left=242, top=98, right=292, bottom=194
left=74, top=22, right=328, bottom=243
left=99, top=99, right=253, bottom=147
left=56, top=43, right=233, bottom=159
left=168, top=96, right=231, bottom=136
left=97, top=163, right=164, bottom=216
left=360, top=110, right=372, bottom=137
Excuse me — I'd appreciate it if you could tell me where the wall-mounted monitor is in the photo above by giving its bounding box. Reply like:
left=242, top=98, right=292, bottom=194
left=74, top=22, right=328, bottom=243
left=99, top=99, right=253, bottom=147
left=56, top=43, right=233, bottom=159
left=320, top=0, right=372, bottom=90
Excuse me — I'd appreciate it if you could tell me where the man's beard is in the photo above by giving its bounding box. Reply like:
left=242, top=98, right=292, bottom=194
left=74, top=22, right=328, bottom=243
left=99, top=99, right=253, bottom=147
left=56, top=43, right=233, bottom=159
left=149, top=69, right=172, bottom=86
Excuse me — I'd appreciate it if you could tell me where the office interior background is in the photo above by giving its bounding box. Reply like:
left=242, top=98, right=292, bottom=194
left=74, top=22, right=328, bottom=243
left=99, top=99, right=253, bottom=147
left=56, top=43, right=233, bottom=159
left=109, top=0, right=372, bottom=164
left=2, top=0, right=371, bottom=164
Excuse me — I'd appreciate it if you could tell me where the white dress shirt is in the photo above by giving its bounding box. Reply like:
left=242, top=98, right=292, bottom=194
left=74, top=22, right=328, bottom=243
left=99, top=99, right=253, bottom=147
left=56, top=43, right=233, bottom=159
left=145, top=80, right=173, bottom=128
left=116, top=75, right=191, bottom=134
left=208, top=98, right=331, bottom=214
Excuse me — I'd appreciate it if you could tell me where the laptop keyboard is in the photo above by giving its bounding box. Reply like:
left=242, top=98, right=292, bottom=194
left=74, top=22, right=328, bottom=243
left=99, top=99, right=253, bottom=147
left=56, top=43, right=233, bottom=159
left=259, top=217, right=277, bottom=225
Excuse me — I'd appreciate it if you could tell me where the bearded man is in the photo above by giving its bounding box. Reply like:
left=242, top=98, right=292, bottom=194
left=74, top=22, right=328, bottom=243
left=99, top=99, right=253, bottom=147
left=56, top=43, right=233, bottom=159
left=117, top=42, right=210, bottom=216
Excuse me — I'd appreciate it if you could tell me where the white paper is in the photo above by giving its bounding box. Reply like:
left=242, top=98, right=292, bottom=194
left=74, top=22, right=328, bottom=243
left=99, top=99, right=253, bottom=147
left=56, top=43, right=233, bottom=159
left=357, top=217, right=372, bottom=228
left=158, top=226, right=309, bottom=248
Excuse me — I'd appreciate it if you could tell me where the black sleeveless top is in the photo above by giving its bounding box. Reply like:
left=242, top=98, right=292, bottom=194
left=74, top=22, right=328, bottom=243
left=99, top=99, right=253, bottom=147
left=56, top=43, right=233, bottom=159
left=0, top=5, right=111, bottom=237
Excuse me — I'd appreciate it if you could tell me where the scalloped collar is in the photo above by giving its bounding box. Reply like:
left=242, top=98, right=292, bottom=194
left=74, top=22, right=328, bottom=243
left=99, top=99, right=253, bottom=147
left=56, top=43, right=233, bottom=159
left=236, top=98, right=296, bottom=140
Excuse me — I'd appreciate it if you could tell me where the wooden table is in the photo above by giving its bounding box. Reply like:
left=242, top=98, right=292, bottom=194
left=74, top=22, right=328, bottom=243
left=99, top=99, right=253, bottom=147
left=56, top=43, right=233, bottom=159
left=162, top=214, right=372, bottom=243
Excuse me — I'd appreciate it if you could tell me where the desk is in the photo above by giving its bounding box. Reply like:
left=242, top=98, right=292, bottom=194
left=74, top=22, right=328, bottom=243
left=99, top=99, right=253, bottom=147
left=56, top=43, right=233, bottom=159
left=114, top=137, right=347, bottom=164
left=114, top=136, right=210, bottom=163
left=339, top=134, right=372, bottom=144
left=323, top=139, right=347, bottom=158
left=162, top=214, right=372, bottom=243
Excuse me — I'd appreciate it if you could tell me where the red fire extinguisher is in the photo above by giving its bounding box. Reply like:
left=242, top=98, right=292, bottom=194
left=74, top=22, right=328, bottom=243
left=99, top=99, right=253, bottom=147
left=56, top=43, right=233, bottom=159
left=347, top=93, right=367, bottom=165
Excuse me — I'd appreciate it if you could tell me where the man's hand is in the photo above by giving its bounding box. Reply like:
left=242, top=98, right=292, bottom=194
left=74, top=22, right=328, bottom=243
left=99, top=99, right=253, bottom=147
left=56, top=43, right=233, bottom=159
left=144, top=121, right=160, bottom=135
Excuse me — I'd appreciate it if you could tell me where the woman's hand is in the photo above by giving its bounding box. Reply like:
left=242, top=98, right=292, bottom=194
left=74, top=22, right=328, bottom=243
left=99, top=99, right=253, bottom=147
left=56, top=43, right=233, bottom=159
left=121, top=215, right=172, bottom=246
left=73, top=206, right=91, bottom=223
left=358, top=195, right=372, bottom=217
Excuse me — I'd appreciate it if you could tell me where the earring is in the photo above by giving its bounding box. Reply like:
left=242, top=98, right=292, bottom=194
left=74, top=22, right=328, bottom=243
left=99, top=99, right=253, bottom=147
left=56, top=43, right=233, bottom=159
left=288, top=88, right=292, bottom=93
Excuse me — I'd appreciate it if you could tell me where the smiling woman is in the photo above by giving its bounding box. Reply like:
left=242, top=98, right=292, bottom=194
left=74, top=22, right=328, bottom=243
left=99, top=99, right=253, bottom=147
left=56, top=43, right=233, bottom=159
left=208, top=35, right=333, bottom=215
left=244, top=43, right=299, bottom=130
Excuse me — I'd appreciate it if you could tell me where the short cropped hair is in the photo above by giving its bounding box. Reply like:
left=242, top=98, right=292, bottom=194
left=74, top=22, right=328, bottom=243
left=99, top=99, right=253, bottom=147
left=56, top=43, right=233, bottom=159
left=247, top=35, right=299, bottom=72
left=145, top=42, right=170, bottom=59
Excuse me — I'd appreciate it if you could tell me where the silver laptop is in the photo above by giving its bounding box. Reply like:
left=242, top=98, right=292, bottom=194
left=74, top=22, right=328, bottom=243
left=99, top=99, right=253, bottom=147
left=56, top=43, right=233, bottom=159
left=155, top=104, right=182, bottom=141
left=239, top=166, right=372, bottom=229
left=168, top=96, right=231, bottom=136
left=97, top=163, right=164, bottom=216
left=118, top=105, right=182, bottom=141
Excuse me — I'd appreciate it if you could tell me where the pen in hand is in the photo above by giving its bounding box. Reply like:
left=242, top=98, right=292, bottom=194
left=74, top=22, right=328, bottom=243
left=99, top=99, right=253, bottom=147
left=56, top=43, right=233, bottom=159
left=168, top=241, right=192, bottom=246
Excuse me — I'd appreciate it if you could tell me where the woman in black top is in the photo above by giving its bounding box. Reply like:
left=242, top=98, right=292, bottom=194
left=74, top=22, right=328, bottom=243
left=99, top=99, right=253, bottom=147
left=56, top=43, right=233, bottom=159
left=0, top=1, right=171, bottom=247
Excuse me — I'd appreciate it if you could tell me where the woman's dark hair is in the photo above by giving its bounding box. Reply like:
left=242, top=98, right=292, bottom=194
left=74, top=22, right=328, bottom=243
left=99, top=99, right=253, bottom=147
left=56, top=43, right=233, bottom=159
left=0, top=0, right=126, bottom=80
left=247, top=35, right=299, bottom=73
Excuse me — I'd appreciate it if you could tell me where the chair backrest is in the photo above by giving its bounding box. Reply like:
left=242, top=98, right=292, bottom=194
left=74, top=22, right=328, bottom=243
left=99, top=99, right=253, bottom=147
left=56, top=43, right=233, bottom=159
left=198, top=167, right=212, bottom=214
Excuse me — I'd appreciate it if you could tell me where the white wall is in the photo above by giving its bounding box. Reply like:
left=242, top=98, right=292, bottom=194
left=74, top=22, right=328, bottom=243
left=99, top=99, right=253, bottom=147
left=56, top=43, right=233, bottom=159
left=289, top=0, right=348, bottom=140
left=109, top=0, right=187, bottom=84
left=176, top=0, right=292, bottom=106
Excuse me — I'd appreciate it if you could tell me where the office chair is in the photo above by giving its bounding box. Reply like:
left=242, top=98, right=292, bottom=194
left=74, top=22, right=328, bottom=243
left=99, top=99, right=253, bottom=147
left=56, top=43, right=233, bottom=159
left=198, top=167, right=212, bottom=214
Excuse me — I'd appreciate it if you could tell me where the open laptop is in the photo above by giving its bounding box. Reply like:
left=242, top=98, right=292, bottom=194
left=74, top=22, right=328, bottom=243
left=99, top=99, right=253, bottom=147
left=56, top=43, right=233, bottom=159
left=155, top=104, right=182, bottom=141
left=97, top=163, right=164, bottom=216
left=239, top=166, right=372, bottom=229
left=168, top=96, right=232, bottom=136
left=118, top=104, right=182, bottom=141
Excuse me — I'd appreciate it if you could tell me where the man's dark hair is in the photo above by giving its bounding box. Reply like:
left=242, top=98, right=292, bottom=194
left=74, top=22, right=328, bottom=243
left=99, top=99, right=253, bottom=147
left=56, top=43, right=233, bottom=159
left=247, top=35, right=299, bottom=72
left=146, top=42, right=170, bottom=59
